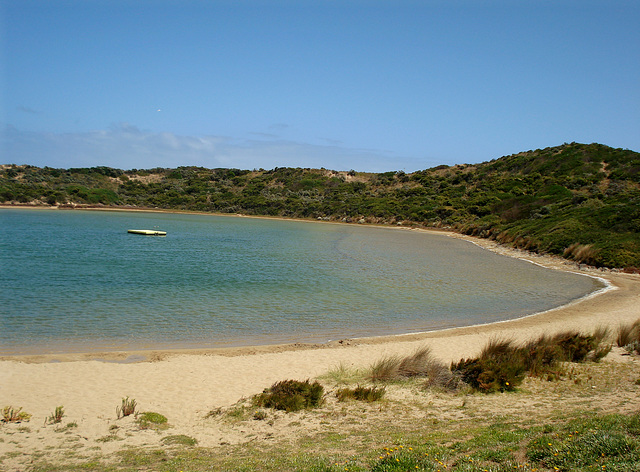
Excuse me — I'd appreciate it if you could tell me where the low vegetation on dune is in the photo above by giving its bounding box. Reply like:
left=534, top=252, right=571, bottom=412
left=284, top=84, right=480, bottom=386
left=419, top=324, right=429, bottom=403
left=451, top=330, right=611, bottom=393
left=617, top=319, right=640, bottom=354
left=2, top=323, right=640, bottom=471
left=253, top=379, right=325, bottom=412
left=1, top=406, right=31, bottom=423
left=2, top=142, right=639, bottom=268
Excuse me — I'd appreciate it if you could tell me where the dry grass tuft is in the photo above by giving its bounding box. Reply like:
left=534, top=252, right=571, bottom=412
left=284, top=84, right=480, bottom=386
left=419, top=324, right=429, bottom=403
left=369, top=355, right=403, bottom=381
left=116, top=397, right=137, bottom=419
left=368, top=346, right=460, bottom=389
left=617, top=319, right=640, bottom=353
left=563, top=243, right=599, bottom=265
left=335, top=385, right=386, bottom=402
left=397, top=346, right=435, bottom=377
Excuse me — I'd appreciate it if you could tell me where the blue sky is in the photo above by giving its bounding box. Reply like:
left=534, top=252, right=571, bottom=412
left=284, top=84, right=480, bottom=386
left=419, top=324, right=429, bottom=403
left=1, top=0, right=639, bottom=172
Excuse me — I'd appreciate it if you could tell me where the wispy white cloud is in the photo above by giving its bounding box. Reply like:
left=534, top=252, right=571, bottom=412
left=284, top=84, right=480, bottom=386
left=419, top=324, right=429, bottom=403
left=0, top=123, right=430, bottom=172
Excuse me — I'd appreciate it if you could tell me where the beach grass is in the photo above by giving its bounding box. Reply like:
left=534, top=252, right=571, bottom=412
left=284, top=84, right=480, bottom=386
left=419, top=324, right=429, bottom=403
left=45, top=406, right=65, bottom=425
left=115, top=397, right=137, bottom=419
left=367, top=346, right=462, bottom=393
left=617, top=319, right=640, bottom=354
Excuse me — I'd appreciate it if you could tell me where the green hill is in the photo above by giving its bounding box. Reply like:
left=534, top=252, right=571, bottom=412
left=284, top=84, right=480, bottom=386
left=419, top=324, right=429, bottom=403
left=2, top=142, right=639, bottom=268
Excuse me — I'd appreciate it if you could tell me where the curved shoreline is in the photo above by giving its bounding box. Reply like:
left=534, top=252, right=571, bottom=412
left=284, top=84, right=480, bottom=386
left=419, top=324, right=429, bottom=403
left=2, top=268, right=632, bottom=365
left=0, top=205, right=640, bottom=363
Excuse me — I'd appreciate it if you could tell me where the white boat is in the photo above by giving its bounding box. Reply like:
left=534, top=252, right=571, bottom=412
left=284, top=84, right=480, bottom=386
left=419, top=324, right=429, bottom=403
left=127, top=229, right=167, bottom=236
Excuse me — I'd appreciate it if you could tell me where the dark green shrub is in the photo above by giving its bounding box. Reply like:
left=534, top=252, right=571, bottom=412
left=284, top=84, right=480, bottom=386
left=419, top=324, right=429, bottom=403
left=452, top=356, right=526, bottom=393
left=451, top=339, right=526, bottom=393
left=254, top=379, right=324, bottom=412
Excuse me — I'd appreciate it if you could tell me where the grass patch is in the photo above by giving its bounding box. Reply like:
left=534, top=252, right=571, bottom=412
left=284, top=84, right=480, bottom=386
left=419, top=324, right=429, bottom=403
left=161, top=434, right=198, bottom=446
left=55, top=422, right=78, bottom=433
left=95, top=434, right=121, bottom=443
left=136, top=411, right=168, bottom=430
left=336, top=385, right=386, bottom=402
left=322, top=362, right=365, bottom=385
left=21, top=410, right=640, bottom=471
left=254, top=379, right=324, bottom=412
left=527, top=413, right=640, bottom=470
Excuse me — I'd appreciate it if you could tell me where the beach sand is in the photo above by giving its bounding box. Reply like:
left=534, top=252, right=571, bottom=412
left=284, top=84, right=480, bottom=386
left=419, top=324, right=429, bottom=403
left=1, top=230, right=639, bottom=470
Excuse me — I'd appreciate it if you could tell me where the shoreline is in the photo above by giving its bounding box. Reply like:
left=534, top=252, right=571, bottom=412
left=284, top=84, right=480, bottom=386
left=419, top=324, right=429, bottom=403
left=0, top=269, right=638, bottom=424
left=1, top=203, right=633, bottom=364
left=0, top=270, right=617, bottom=364
left=0, top=268, right=634, bottom=364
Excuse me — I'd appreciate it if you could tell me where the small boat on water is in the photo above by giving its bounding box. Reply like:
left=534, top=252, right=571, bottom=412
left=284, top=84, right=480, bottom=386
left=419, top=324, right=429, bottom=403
left=127, top=229, right=167, bottom=236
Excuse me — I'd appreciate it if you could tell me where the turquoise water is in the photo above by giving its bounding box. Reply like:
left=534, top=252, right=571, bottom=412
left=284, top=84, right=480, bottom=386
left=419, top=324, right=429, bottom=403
left=0, top=209, right=603, bottom=354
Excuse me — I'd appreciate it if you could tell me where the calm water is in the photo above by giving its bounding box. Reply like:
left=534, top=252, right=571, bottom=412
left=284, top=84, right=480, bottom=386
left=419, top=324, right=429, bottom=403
left=0, top=209, right=603, bottom=355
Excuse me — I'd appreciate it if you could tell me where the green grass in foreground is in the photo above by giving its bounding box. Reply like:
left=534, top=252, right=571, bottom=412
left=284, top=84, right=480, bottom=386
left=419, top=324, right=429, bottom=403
left=24, top=412, right=640, bottom=472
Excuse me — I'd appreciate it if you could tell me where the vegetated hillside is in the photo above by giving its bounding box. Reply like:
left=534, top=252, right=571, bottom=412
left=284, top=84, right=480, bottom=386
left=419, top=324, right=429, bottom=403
left=2, top=142, right=639, bottom=268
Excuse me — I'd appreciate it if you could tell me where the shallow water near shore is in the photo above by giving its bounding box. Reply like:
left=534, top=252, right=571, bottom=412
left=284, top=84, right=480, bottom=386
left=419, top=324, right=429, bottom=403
left=0, top=208, right=603, bottom=355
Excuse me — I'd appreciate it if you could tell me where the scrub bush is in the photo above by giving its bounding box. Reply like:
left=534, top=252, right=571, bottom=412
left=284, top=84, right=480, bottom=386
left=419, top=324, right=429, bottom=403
left=452, top=339, right=527, bottom=393
left=551, top=331, right=597, bottom=362
left=453, top=330, right=611, bottom=392
left=254, top=379, right=324, bottom=412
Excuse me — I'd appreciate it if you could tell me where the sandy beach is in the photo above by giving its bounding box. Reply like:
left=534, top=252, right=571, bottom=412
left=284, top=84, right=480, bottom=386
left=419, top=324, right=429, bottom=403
left=1, top=229, right=639, bottom=470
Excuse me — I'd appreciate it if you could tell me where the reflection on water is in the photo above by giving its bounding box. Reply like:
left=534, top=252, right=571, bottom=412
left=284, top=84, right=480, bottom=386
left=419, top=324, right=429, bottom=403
left=0, top=209, right=603, bottom=354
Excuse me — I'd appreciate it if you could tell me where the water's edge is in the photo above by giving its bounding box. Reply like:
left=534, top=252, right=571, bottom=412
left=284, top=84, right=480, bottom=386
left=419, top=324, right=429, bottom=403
left=0, top=206, right=610, bottom=358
